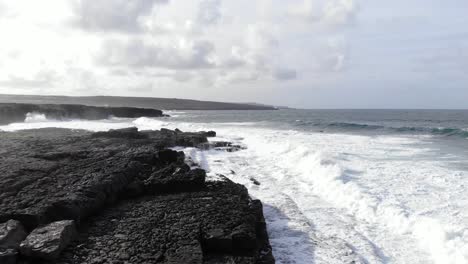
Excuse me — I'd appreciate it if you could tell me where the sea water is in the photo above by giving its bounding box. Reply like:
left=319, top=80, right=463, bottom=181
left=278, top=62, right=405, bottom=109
left=2, top=109, right=468, bottom=264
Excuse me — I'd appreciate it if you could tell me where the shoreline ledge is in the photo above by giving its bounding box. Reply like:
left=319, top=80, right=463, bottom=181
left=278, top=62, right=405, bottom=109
left=0, top=103, right=166, bottom=125
left=0, top=127, right=275, bottom=264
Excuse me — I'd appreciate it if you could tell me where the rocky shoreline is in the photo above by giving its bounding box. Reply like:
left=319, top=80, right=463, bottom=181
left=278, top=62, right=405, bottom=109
left=0, top=127, right=275, bottom=264
left=0, top=103, right=165, bottom=125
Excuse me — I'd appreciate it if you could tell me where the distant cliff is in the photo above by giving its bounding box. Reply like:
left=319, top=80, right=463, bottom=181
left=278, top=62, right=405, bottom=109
left=0, top=94, right=278, bottom=110
left=0, top=103, right=164, bottom=125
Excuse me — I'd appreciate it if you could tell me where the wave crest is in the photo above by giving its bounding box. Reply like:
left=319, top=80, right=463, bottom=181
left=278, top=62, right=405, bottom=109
left=25, top=112, right=51, bottom=123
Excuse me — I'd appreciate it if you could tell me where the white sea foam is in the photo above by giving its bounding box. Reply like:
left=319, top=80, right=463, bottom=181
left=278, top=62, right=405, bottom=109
left=164, top=110, right=187, bottom=117
left=1, top=117, right=468, bottom=263
left=24, top=112, right=50, bottom=122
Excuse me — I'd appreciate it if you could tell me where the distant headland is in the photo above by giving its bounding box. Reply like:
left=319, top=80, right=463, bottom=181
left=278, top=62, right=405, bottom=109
left=0, top=94, right=278, bottom=111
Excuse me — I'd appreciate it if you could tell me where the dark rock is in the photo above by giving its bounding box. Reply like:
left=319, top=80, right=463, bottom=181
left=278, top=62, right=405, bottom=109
left=121, top=180, right=144, bottom=198
left=198, top=141, right=245, bottom=152
left=203, top=228, right=233, bottom=252
left=232, top=224, right=257, bottom=251
left=144, top=166, right=206, bottom=193
left=0, top=248, right=18, bottom=264
left=0, top=220, right=27, bottom=249
left=204, top=131, right=217, bottom=137
left=176, top=133, right=208, bottom=147
left=158, top=149, right=183, bottom=164
left=0, top=103, right=164, bottom=125
left=0, top=128, right=274, bottom=263
left=160, top=128, right=177, bottom=135
left=0, top=128, right=209, bottom=230
left=20, top=220, right=77, bottom=260
left=91, top=127, right=148, bottom=139
left=250, top=177, right=261, bottom=186
left=56, top=180, right=273, bottom=264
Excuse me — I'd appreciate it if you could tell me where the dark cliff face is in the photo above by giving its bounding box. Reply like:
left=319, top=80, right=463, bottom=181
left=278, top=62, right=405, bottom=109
left=0, top=103, right=164, bottom=125
left=0, top=128, right=275, bottom=264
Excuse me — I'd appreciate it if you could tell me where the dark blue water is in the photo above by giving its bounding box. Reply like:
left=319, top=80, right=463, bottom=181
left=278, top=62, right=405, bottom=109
left=173, top=109, right=468, bottom=138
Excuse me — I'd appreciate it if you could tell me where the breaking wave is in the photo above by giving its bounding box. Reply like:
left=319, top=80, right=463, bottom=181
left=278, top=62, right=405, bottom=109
left=24, top=112, right=53, bottom=123
left=1, top=112, right=468, bottom=263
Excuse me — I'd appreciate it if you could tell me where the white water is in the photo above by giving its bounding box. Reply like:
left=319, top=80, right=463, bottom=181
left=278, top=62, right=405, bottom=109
left=2, top=116, right=468, bottom=264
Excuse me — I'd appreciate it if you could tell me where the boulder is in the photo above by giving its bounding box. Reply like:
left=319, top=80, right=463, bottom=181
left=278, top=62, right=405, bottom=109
left=204, top=131, right=217, bottom=137
left=20, top=220, right=76, bottom=260
left=0, top=220, right=27, bottom=249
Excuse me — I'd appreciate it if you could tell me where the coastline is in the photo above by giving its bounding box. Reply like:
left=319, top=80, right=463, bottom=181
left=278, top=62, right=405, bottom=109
left=0, top=127, right=275, bottom=263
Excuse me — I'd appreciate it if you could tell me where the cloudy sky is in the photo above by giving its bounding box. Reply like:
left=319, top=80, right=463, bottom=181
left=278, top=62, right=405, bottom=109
left=0, top=0, right=467, bottom=108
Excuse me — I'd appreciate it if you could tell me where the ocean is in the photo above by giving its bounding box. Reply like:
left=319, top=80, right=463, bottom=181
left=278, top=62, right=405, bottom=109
left=2, top=109, right=468, bottom=264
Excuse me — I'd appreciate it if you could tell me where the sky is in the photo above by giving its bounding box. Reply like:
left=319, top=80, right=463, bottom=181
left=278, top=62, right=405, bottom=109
left=0, top=0, right=467, bottom=109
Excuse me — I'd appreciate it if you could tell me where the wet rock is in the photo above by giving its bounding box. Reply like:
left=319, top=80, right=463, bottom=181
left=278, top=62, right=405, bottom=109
left=198, top=141, right=245, bottom=152
left=20, top=220, right=77, bottom=260
left=0, top=220, right=27, bottom=249
left=250, top=177, right=261, bottom=186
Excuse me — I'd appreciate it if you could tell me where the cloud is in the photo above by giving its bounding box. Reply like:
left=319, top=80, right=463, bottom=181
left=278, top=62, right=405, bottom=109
left=96, top=38, right=216, bottom=70
left=288, top=0, right=321, bottom=22
left=197, top=0, right=222, bottom=25
left=273, top=68, right=297, bottom=81
left=0, top=2, right=5, bottom=17
left=0, top=70, right=57, bottom=89
left=72, top=0, right=169, bottom=32
left=322, top=0, right=357, bottom=26
left=289, top=0, right=358, bottom=27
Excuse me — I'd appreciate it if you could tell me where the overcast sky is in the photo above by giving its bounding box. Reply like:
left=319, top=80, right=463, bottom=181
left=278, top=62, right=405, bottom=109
left=0, top=0, right=467, bottom=108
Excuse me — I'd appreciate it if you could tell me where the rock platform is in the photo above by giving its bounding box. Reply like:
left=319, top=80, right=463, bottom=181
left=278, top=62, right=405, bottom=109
left=0, top=127, right=274, bottom=263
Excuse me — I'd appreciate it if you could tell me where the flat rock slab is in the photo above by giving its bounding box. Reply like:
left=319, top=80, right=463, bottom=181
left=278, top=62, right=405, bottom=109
left=0, top=127, right=274, bottom=263
left=0, top=128, right=209, bottom=230
left=56, top=181, right=273, bottom=264
left=20, top=220, right=76, bottom=260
